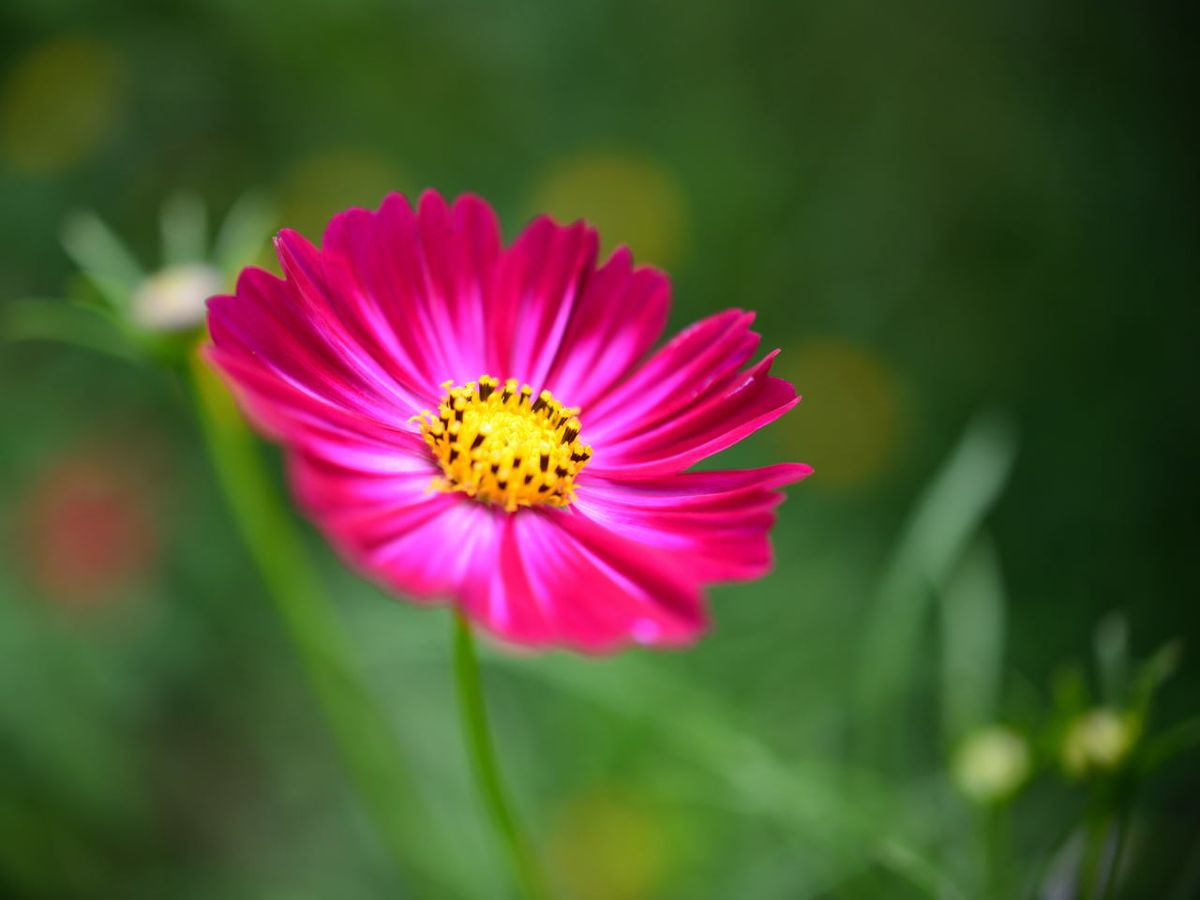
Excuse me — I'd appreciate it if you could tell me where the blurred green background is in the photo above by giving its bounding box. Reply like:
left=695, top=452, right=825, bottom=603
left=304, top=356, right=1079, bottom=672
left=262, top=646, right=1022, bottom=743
left=1, top=1, right=1197, bottom=898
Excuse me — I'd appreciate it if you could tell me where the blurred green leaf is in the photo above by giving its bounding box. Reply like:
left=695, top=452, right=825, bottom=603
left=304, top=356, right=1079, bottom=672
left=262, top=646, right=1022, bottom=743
left=0, top=596, right=144, bottom=828
left=1129, top=639, right=1182, bottom=718
left=1140, top=716, right=1200, bottom=774
left=1093, top=612, right=1130, bottom=706
left=492, top=652, right=954, bottom=898
left=1051, top=665, right=1089, bottom=715
left=939, top=535, right=1006, bottom=744
left=160, top=191, right=209, bottom=266
left=215, top=191, right=275, bottom=277
left=1, top=298, right=139, bottom=362
left=856, top=413, right=1018, bottom=759
left=878, top=837, right=966, bottom=900
left=60, top=210, right=144, bottom=309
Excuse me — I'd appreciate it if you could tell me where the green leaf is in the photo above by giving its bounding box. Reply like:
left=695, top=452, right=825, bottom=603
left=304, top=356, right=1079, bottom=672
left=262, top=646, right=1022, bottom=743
left=214, top=191, right=275, bottom=277
left=939, top=535, right=1007, bottom=744
left=492, top=652, right=954, bottom=898
left=1, top=298, right=139, bottom=362
left=856, top=412, right=1018, bottom=760
left=60, top=210, right=144, bottom=308
left=160, top=191, right=209, bottom=266
left=1093, top=612, right=1130, bottom=705
left=1129, top=639, right=1182, bottom=717
left=1140, top=716, right=1200, bottom=773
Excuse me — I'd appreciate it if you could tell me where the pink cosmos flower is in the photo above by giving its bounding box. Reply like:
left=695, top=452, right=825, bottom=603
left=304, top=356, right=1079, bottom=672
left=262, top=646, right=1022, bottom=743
left=206, top=191, right=811, bottom=652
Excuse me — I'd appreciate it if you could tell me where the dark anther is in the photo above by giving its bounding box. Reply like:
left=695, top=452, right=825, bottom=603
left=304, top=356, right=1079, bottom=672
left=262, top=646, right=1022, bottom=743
left=538, top=484, right=550, bottom=493
left=470, top=433, right=485, bottom=450
left=531, top=396, right=547, bottom=413
left=455, top=408, right=465, bottom=422
left=491, top=462, right=501, bottom=474
left=524, top=474, right=534, bottom=484
left=555, top=466, right=568, bottom=477
left=497, top=480, right=507, bottom=490
left=540, top=454, right=549, bottom=472
left=563, top=426, right=579, bottom=442
left=448, top=449, right=459, bottom=463
left=570, top=452, right=587, bottom=462
left=478, top=381, right=494, bottom=400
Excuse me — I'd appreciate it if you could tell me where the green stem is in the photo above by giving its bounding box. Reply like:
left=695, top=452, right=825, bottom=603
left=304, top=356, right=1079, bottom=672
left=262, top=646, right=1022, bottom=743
left=1079, top=811, right=1111, bottom=900
left=1101, top=812, right=1129, bottom=900
left=188, top=358, right=447, bottom=895
left=452, top=610, right=548, bottom=900
left=982, top=802, right=1009, bottom=900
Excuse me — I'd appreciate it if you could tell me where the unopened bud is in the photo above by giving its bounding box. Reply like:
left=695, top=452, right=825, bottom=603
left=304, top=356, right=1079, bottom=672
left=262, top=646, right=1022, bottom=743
left=952, top=725, right=1031, bottom=803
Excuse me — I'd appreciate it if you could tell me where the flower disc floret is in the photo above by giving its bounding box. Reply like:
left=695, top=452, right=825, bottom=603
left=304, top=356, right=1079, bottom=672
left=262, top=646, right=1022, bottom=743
left=417, top=375, right=593, bottom=512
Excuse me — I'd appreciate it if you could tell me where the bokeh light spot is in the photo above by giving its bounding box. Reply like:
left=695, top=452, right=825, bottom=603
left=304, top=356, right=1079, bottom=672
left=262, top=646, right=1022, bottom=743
left=17, top=450, right=159, bottom=611
left=547, top=785, right=671, bottom=900
left=0, top=37, right=124, bottom=174
left=775, top=338, right=904, bottom=489
left=529, top=151, right=687, bottom=267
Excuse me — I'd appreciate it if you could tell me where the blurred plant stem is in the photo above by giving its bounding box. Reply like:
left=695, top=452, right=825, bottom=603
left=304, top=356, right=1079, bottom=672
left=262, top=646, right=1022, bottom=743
left=452, top=611, right=548, bottom=900
left=188, top=353, right=447, bottom=897
left=1079, top=812, right=1110, bottom=900
left=981, top=803, right=1009, bottom=900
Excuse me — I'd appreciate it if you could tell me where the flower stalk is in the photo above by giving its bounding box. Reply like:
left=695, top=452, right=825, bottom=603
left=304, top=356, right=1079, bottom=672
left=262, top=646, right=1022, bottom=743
left=189, top=354, right=447, bottom=895
left=452, top=610, right=548, bottom=900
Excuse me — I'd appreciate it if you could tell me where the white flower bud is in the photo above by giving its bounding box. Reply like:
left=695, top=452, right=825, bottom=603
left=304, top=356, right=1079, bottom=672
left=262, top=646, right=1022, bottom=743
left=952, top=725, right=1031, bottom=803
left=1061, top=708, right=1137, bottom=777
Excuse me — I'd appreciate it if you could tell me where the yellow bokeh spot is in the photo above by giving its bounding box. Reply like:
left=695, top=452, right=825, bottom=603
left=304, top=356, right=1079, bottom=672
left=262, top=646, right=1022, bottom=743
left=0, top=37, right=124, bottom=174
left=529, top=151, right=687, bottom=267
left=775, top=338, right=904, bottom=489
left=547, top=786, right=671, bottom=900
left=276, top=147, right=412, bottom=246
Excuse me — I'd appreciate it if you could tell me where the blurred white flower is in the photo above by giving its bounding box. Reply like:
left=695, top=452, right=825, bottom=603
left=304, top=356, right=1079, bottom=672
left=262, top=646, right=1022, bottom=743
left=131, top=263, right=223, bottom=332
left=56, top=190, right=271, bottom=340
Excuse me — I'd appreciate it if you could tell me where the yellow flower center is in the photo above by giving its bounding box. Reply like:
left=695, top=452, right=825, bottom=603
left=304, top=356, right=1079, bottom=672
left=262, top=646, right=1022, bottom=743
left=416, top=375, right=593, bottom=512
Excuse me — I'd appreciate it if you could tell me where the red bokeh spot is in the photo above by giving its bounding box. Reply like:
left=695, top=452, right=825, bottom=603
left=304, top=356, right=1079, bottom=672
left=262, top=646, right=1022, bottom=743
left=20, top=455, right=158, bottom=610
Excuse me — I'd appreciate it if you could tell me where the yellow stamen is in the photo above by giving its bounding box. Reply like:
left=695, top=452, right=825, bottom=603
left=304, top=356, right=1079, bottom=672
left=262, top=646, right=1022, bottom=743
left=416, top=375, right=593, bottom=512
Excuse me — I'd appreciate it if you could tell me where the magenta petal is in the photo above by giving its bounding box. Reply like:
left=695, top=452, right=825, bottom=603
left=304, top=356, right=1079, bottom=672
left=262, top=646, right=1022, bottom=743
left=578, top=463, right=813, bottom=507
left=587, top=352, right=799, bottom=479
left=462, top=509, right=707, bottom=652
left=543, top=247, right=671, bottom=409
left=487, top=215, right=598, bottom=387
left=457, top=514, right=560, bottom=647
left=300, top=466, right=499, bottom=603
left=582, top=309, right=759, bottom=441
left=208, top=266, right=427, bottom=427
left=573, top=464, right=812, bottom=582
left=318, top=191, right=502, bottom=388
